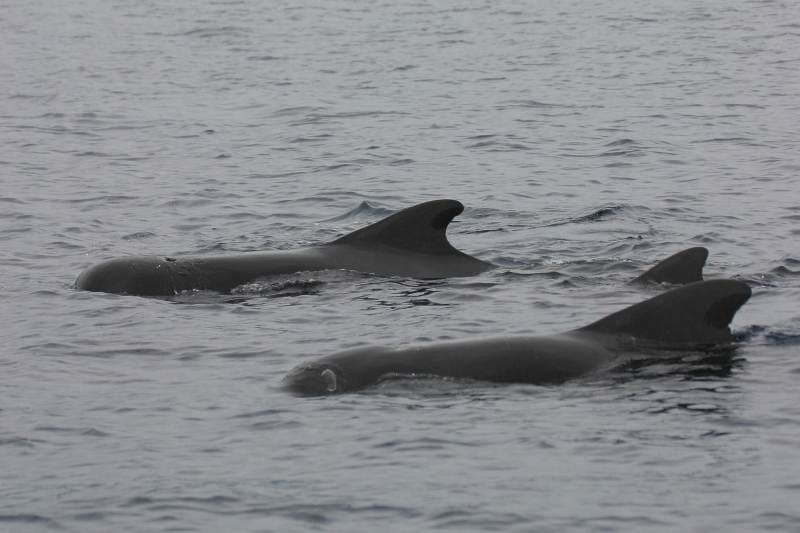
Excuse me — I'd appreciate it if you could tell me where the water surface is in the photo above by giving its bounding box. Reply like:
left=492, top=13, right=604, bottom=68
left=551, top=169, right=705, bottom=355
left=2, top=0, right=799, bottom=531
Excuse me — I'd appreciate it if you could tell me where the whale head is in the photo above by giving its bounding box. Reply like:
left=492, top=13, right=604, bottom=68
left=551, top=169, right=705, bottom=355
left=283, top=362, right=347, bottom=395
left=75, top=256, right=178, bottom=296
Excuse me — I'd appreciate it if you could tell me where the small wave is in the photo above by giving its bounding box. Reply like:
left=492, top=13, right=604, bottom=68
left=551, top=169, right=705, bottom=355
left=289, top=134, right=333, bottom=143
left=216, top=351, right=269, bottom=359
left=316, top=162, right=358, bottom=172
left=693, top=137, right=753, bottom=143
left=270, top=106, right=326, bottom=118
left=121, top=231, right=157, bottom=240
left=0, top=437, right=38, bottom=448
left=369, top=375, right=514, bottom=398
left=466, top=139, right=531, bottom=151
left=33, top=426, right=111, bottom=437
left=723, top=103, right=766, bottom=109
left=179, top=26, right=249, bottom=38
left=247, top=419, right=303, bottom=430
left=0, top=197, right=25, bottom=204
left=289, top=110, right=408, bottom=126
left=74, top=151, right=110, bottom=157
left=247, top=55, right=284, bottom=61
left=604, top=138, right=636, bottom=146
left=230, top=275, right=328, bottom=298
left=374, top=435, right=481, bottom=450
left=764, top=332, right=800, bottom=345
left=737, top=325, right=800, bottom=345
left=771, top=265, right=800, bottom=277
left=496, top=99, right=558, bottom=108
left=741, top=261, right=800, bottom=286
left=573, top=206, right=624, bottom=223
left=125, top=495, right=237, bottom=508
left=0, top=514, right=56, bottom=525
left=247, top=170, right=307, bottom=180
left=612, top=350, right=741, bottom=382
left=432, top=510, right=533, bottom=530
left=9, top=93, right=53, bottom=100
left=599, top=149, right=646, bottom=157
left=63, top=195, right=140, bottom=204
left=564, top=138, right=676, bottom=159
left=543, top=205, right=628, bottom=227
left=232, top=409, right=287, bottom=419
left=122, top=497, right=416, bottom=523
left=496, top=99, right=603, bottom=110
left=324, top=201, right=394, bottom=222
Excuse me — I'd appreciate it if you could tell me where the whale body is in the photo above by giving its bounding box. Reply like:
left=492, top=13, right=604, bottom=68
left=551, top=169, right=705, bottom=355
left=75, top=199, right=493, bottom=296
left=283, top=279, right=751, bottom=395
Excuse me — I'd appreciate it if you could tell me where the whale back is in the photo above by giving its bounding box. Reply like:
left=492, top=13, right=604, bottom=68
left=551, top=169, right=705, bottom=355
left=579, top=279, right=751, bottom=347
left=632, top=247, right=708, bottom=284
left=330, top=199, right=473, bottom=256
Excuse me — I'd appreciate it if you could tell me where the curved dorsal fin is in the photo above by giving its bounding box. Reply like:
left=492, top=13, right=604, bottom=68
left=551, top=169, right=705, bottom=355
left=330, top=199, right=469, bottom=255
left=632, top=247, right=708, bottom=284
left=580, top=279, right=751, bottom=347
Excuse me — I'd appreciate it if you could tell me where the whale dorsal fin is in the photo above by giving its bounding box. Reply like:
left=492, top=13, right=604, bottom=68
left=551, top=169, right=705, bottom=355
left=632, top=247, right=708, bottom=284
left=330, top=199, right=470, bottom=256
left=580, top=279, right=751, bottom=347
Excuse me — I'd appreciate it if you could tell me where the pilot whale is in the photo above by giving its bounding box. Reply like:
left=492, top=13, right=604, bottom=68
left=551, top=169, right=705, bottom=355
left=283, top=279, right=751, bottom=395
left=75, top=199, right=493, bottom=296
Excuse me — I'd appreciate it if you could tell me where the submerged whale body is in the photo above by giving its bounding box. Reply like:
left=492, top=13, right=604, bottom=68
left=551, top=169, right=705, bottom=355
left=283, top=279, right=751, bottom=395
left=75, top=199, right=493, bottom=296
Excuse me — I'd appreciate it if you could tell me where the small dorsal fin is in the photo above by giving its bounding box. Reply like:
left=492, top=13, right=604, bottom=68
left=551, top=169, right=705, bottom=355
left=330, top=199, right=469, bottom=255
left=580, top=279, right=751, bottom=347
left=631, top=247, right=708, bottom=284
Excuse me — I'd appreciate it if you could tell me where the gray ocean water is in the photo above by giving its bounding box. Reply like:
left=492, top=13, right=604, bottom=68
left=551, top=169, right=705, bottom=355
left=2, top=0, right=800, bottom=531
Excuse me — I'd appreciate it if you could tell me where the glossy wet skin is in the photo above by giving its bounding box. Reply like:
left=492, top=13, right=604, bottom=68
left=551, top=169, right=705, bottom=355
left=74, top=249, right=333, bottom=296
left=283, top=362, right=352, bottom=395
left=74, top=199, right=494, bottom=296
left=631, top=246, right=707, bottom=285
left=283, top=335, right=614, bottom=395
left=284, top=280, right=751, bottom=395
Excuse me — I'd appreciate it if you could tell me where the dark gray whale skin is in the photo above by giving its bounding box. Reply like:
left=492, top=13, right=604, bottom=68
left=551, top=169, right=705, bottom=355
left=75, top=199, right=493, bottom=296
left=632, top=246, right=708, bottom=285
left=283, top=279, right=751, bottom=395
